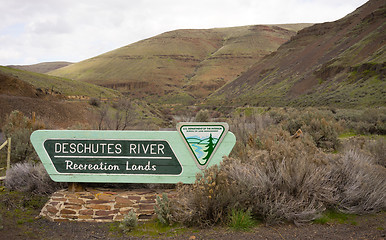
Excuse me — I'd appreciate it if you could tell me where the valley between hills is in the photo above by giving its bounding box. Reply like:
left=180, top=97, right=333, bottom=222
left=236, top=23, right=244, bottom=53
left=1, top=0, right=385, bottom=129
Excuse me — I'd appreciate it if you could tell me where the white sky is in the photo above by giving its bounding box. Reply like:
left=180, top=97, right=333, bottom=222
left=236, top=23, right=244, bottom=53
left=0, top=0, right=368, bottom=65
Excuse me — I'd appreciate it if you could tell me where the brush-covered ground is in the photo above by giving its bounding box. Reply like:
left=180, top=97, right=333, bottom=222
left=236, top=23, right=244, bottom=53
left=0, top=190, right=385, bottom=240
left=0, top=106, right=385, bottom=239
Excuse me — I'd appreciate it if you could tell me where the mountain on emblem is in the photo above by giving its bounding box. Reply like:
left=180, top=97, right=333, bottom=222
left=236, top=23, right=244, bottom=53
left=177, top=122, right=229, bottom=169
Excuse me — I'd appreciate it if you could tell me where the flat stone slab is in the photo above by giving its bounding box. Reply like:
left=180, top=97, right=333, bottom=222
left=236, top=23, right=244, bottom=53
left=40, top=188, right=175, bottom=222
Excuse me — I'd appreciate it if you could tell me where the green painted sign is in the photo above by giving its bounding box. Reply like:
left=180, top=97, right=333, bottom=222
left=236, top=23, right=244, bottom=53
left=31, top=123, right=236, bottom=184
left=44, top=139, right=182, bottom=175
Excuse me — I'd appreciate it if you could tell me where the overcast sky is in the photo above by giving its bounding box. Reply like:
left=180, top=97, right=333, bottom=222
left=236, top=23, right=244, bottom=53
left=0, top=0, right=368, bottom=65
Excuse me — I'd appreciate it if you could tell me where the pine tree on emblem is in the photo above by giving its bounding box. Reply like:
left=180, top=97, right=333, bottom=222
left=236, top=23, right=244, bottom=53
left=203, top=134, right=215, bottom=163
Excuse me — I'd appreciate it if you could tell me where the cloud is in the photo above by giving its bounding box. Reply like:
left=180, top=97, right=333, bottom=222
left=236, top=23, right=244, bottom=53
left=0, top=0, right=368, bottom=65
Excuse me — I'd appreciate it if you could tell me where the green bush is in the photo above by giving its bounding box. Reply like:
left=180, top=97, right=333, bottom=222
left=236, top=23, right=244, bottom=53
left=194, top=109, right=210, bottom=122
left=119, top=209, right=138, bottom=232
left=335, top=108, right=386, bottom=135
left=2, top=111, right=44, bottom=163
left=154, top=193, right=172, bottom=226
left=266, top=108, right=342, bottom=150
left=228, top=209, right=256, bottom=231
left=88, top=97, right=101, bottom=107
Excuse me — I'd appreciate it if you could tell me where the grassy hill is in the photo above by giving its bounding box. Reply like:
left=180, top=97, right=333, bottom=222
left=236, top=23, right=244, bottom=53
left=7, top=61, right=73, bottom=74
left=0, top=66, right=120, bottom=99
left=48, top=24, right=311, bottom=104
left=208, top=0, right=385, bottom=108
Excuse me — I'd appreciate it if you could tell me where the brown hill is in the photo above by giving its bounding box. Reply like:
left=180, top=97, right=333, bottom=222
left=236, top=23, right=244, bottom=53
left=0, top=67, right=165, bottom=129
left=8, top=62, right=73, bottom=74
left=0, top=68, right=92, bottom=128
left=48, top=24, right=311, bottom=104
left=209, top=0, right=386, bottom=107
left=0, top=71, right=39, bottom=98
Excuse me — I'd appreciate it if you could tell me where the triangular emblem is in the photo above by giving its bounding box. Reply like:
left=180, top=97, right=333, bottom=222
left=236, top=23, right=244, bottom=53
left=177, top=122, right=229, bottom=169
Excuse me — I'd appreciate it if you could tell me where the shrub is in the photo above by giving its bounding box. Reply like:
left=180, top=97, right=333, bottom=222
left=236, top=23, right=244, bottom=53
left=266, top=107, right=343, bottom=150
left=172, top=109, right=385, bottom=227
left=89, top=97, right=101, bottom=107
left=119, top=209, right=138, bottom=232
left=364, top=138, right=386, bottom=167
left=154, top=193, right=172, bottom=226
left=222, top=131, right=336, bottom=224
left=342, top=136, right=386, bottom=168
left=5, top=162, right=65, bottom=195
left=173, top=127, right=336, bottom=226
left=2, top=111, right=44, bottom=163
left=229, top=113, right=273, bottom=161
left=228, top=208, right=256, bottom=231
left=171, top=165, right=233, bottom=227
left=330, top=149, right=386, bottom=214
left=279, top=108, right=342, bottom=151
left=194, top=110, right=210, bottom=122
left=335, top=108, right=386, bottom=135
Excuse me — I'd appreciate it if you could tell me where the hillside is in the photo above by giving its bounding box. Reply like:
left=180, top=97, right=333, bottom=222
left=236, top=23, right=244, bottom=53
left=49, top=24, right=311, bottom=104
left=8, top=61, right=73, bottom=74
left=0, top=68, right=91, bottom=128
left=0, top=66, right=120, bottom=99
left=0, top=67, right=167, bottom=129
left=209, top=0, right=386, bottom=108
left=0, top=66, right=119, bottom=128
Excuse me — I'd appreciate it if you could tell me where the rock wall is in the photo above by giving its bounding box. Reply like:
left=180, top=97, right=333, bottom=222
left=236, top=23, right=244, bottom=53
left=40, top=188, right=175, bottom=222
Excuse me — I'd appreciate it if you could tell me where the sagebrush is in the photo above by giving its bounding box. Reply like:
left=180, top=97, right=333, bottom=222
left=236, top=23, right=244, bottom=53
left=2, top=110, right=44, bottom=163
left=154, top=192, right=172, bottom=226
left=5, top=162, right=65, bottom=195
left=171, top=110, right=386, bottom=227
left=119, top=209, right=138, bottom=232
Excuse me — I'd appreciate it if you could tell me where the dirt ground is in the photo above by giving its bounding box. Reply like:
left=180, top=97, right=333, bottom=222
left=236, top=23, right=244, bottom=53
left=1, top=210, right=385, bottom=240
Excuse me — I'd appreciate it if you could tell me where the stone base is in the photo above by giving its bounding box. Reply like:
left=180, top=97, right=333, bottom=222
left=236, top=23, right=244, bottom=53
left=40, top=188, right=175, bottom=222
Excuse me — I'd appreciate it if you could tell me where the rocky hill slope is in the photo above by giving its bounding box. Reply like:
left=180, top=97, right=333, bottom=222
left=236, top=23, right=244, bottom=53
left=209, top=0, right=385, bottom=107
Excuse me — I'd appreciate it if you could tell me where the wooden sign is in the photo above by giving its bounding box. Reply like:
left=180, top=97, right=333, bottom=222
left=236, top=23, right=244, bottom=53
left=31, top=123, right=236, bottom=184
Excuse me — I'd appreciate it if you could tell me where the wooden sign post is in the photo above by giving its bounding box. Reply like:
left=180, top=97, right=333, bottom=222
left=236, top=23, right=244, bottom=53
left=31, top=123, right=236, bottom=184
